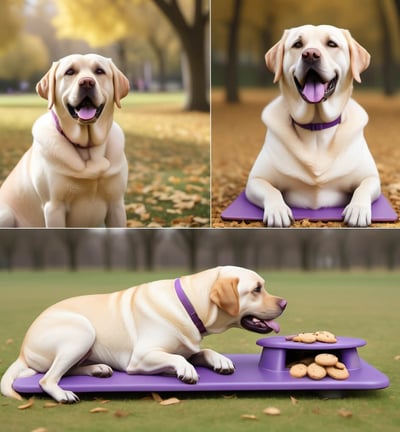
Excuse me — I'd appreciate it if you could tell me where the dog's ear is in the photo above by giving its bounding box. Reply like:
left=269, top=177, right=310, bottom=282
left=342, top=29, right=370, bottom=83
left=210, top=277, right=240, bottom=317
left=265, top=30, right=288, bottom=83
left=110, top=61, right=130, bottom=108
left=36, top=61, right=59, bottom=110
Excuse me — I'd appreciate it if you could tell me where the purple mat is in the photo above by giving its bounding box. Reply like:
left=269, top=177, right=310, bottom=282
left=13, top=337, right=389, bottom=395
left=221, top=192, right=398, bottom=223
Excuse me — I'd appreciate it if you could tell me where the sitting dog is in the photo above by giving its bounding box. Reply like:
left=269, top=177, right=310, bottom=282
left=0, top=54, right=130, bottom=227
left=1, top=266, right=286, bottom=403
left=246, top=25, right=380, bottom=227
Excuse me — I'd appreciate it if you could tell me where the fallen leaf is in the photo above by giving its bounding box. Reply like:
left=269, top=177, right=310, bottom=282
left=31, top=428, right=47, bottom=432
left=18, top=399, right=34, bottom=410
left=90, top=407, right=109, bottom=413
left=337, top=408, right=353, bottom=418
left=151, top=392, right=163, bottom=403
left=114, top=409, right=129, bottom=418
left=290, top=396, right=299, bottom=405
left=263, top=407, right=281, bottom=416
left=241, top=414, right=258, bottom=420
left=43, top=402, right=59, bottom=408
left=159, top=397, right=181, bottom=406
left=5, top=339, right=13, bottom=345
left=394, top=355, right=400, bottom=361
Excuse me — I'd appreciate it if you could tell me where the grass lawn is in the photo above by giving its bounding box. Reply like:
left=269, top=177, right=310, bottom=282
left=0, top=92, right=210, bottom=228
left=0, top=270, right=399, bottom=432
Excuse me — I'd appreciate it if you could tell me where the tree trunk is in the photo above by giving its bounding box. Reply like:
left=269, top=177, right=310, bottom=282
left=377, top=0, right=399, bottom=95
left=225, top=0, right=242, bottom=103
left=152, top=0, right=209, bottom=111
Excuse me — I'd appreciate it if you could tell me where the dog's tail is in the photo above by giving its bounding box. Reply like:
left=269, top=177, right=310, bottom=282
left=1, top=357, right=35, bottom=400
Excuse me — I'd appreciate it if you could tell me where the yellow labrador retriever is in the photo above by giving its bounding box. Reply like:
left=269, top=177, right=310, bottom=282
left=0, top=54, right=130, bottom=227
left=246, top=25, right=380, bottom=227
left=1, top=266, right=286, bottom=403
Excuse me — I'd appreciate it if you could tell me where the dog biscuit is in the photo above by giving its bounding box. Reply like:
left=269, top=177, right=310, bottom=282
left=326, top=365, right=350, bottom=380
left=307, top=363, right=327, bottom=380
left=287, top=330, right=337, bottom=344
left=289, top=363, right=308, bottom=378
left=315, top=331, right=337, bottom=343
left=315, top=353, right=338, bottom=367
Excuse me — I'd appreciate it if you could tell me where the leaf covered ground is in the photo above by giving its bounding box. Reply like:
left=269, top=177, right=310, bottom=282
left=212, top=89, right=400, bottom=228
left=0, top=93, right=210, bottom=228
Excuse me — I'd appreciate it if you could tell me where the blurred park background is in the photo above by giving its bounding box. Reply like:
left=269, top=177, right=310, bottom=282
left=211, top=0, right=400, bottom=227
left=0, top=0, right=210, bottom=227
left=1, top=228, right=400, bottom=271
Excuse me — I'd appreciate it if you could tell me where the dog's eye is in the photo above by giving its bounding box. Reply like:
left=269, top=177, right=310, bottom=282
left=292, top=40, right=303, bottom=49
left=327, top=40, right=338, bottom=48
left=95, top=68, right=106, bottom=75
left=253, top=285, right=262, bottom=294
left=65, top=68, right=75, bottom=76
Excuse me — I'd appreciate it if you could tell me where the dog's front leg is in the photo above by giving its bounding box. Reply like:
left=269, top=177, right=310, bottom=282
left=127, top=351, right=199, bottom=384
left=43, top=201, right=66, bottom=227
left=342, top=176, right=381, bottom=227
left=105, top=199, right=127, bottom=227
left=246, top=178, right=293, bottom=227
left=190, top=349, right=235, bottom=375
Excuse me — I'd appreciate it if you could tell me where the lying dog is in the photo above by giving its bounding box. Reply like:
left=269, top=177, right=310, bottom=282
left=1, top=266, right=286, bottom=403
left=246, top=25, right=380, bottom=227
left=0, top=54, right=130, bottom=227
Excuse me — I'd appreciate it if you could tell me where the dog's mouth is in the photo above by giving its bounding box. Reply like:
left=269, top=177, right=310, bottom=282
left=294, top=70, right=337, bottom=104
left=240, top=316, right=280, bottom=334
left=67, top=97, right=104, bottom=123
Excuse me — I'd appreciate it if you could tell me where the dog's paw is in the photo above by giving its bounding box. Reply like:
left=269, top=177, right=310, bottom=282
left=59, top=390, right=80, bottom=404
left=263, top=203, right=293, bottom=227
left=192, top=349, right=235, bottom=375
left=342, top=202, right=371, bottom=227
left=176, top=361, right=199, bottom=384
left=212, top=355, right=235, bottom=375
left=89, top=364, right=113, bottom=378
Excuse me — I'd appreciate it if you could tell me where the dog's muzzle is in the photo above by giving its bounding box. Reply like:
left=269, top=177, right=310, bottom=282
left=294, top=69, right=337, bottom=104
left=241, top=298, right=287, bottom=334
left=67, top=97, right=105, bottom=124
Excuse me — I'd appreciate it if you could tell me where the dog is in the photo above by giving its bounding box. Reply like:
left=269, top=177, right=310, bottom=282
left=1, top=266, right=286, bottom=403
left=0, top=54, right=130, bottom=227
left=245, top=25, right=381, bottom=227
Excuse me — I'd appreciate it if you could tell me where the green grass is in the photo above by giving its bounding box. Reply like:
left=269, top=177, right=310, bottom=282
left=0, top=270, right=399, bottom=432
left=0, top=93, right=210, bottom=227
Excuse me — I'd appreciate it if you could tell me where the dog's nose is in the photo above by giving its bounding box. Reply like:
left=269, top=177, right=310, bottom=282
left=278, top=299, right=287, bottom=311
left=302, top=48, right=321, bottom=65
left=79, top=77, right=96, bottom=88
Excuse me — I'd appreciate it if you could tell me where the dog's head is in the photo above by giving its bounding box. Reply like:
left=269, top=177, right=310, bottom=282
left=210, top=266, right=286, bottom=334
left=265, top=25, right=370, bottom=122
left=36, top=54, right=130, bottom=147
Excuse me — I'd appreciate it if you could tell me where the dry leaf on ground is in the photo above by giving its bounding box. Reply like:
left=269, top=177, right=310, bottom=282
left=263, top=407, right=281, bottom=416
left=159, top=397, right=181, bottom=406
left=337, top=408, right=353, bottom=418
left=241, top=414, right=258, bottom=420
left=18, top=398, right=34, bottom=410
left=90, top=407, right=109, bottom=413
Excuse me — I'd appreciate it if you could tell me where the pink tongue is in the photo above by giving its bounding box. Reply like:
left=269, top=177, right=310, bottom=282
left=78, top=107, right=97, bottom=120
left=266, top=320, right=280, bottom=333
left=302, top=81, right=326, bottom=103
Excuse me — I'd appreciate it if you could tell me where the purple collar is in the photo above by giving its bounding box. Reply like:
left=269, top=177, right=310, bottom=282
left=292, top=115, right=341, bottom=131
left=174, top=278, right=207, bottom=335
left=51, top=110, right=91, bottom=148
